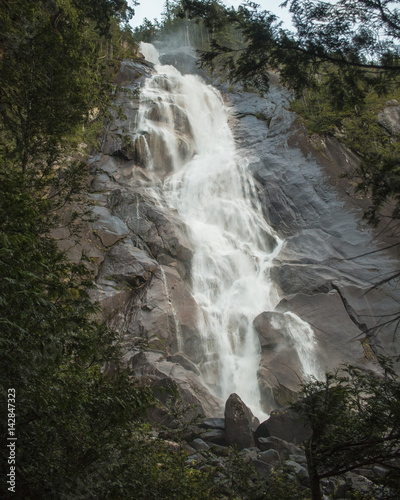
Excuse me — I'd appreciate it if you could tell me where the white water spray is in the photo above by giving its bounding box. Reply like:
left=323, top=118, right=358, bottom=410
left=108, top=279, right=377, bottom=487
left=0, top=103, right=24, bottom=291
left=137, top=43, right=319, bottom=417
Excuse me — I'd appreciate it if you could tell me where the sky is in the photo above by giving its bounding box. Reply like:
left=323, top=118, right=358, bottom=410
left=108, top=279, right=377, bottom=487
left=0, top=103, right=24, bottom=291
left=129, top=1, right=294, bottom=29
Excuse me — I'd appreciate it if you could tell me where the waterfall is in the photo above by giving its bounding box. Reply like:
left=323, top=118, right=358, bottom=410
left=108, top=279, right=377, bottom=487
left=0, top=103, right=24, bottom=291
left=137, top=43, right=319, bottom=417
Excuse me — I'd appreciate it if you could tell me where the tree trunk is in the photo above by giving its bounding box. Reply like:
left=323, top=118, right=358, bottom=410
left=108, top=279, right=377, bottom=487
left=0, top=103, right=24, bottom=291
left=305, top=439, right=322, bottom=500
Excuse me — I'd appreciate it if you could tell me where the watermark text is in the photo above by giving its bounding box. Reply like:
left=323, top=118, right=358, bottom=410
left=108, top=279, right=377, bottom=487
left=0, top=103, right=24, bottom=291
left=7, top=389, right=16, bottom=493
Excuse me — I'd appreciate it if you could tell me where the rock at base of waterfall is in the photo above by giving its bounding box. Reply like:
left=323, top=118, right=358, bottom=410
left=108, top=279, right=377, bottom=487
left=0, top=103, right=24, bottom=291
left=127, top=351, right=223, bottom=418
left=276, top=291, right=370, bottom=373
left=256, top=436, right=305, bottom=461
left=224, top=393, right=260, bottom=450
left=261, top=407, right=311, bottom=445
left=257, top=448, right=281, bottom=465
left=254, top=311, right=304, bottom=409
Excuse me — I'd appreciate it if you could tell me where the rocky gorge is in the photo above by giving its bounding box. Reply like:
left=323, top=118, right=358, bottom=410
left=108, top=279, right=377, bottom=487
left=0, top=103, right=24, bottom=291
left=57, top=43, right=399, bottom=438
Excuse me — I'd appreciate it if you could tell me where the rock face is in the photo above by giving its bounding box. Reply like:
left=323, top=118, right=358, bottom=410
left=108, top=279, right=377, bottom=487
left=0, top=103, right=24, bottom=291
left=377, top=100, right=400, bottom=135
left=158, top=46, right=200, bottom=75
left=67, top=58, right=220, bottom=417
left=63, top=52, right=399, bottom=421
left=225, top=81, right=400, bottom=404
left=254, top=311, right=304, bottom=408
left=261, top=407, right=311, bottom=445
left=224, top=393, right=260, bottom=450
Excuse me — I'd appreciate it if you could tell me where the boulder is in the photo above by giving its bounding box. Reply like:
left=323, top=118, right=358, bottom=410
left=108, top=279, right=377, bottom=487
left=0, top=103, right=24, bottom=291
left=224, top=393, right=260, bottom=450
left=251, top=459, right=272, bottom=480
left=285, top=460, right=310, bottom=487
left=127, top=351, right=223, bottom=417
left=92, top=206, right=130, bottom=247
left=257, top=449, right=280, bottom=465
left=202, top=429, right=226, bottom=446
left=97, top=240, right=158, bottom=288
left=254, top=311, right=304, bottom=409
left=200, top=418, right=225, bottom=430
left=256, top=436, right=304, bottom=460
left=191, top=438, right=210, bottom=451
left=377, top=100, right=400, bottom=135
left=276, top=291, right=373, bottom=374
left=263, top=407, right=311, bottom=445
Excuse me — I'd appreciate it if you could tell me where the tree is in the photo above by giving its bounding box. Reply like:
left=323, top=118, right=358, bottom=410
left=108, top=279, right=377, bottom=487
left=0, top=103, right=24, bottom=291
left=291, top=359, right=400, bottom=500
left=0, top=2, right=157, bottom=498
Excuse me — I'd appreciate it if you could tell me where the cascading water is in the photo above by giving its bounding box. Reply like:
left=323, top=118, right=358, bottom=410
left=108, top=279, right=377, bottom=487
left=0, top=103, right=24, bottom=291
left=136, top=43, right=320, bottom=417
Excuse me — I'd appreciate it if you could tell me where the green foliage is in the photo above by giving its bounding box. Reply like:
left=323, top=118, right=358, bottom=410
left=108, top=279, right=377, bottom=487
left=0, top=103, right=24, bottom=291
left=0, top=2, right=159, bottom=498
left=292, top=358, right=400, bottom=500
left=221, top=450, right=309, bottom=499
left=0, top=171, right=155, bottom=498
left=290, top=68, right=400, bottom=225
left=0, top=0, right=138, bottom=175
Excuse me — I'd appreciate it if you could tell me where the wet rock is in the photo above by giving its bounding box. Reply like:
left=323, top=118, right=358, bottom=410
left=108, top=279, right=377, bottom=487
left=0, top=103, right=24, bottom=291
left=254, top=311, right=304, bottom=408
left=168, top=352, right=201, bottom=376
left=127, top=351, right=223, bottom=417
left=114, top=59, right=154, bottom=87
left=109, top=190, right=194, bottom=274
left=224, top=393, right=260, bottom=450
left=97, top=240, right=158, bottom=288
left=109, top=265, right=202, bottom=358
left=276, top=291, right=373, bottom=374
left=89, top=283, right=131, bottom=320
left=263, top=407, right=311, bottom=445
left=159, top=46, right=200, bottom=75
left=161, top=266, right=203, bottom=361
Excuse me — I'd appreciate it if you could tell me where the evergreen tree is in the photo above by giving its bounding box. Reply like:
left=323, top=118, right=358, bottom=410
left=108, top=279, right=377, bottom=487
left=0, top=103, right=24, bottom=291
left=292, top=359, right=400, bottom=500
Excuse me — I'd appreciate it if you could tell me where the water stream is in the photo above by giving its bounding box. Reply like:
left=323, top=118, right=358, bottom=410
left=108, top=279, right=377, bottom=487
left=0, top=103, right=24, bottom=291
left=137, top=43, right=319, bottom=417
